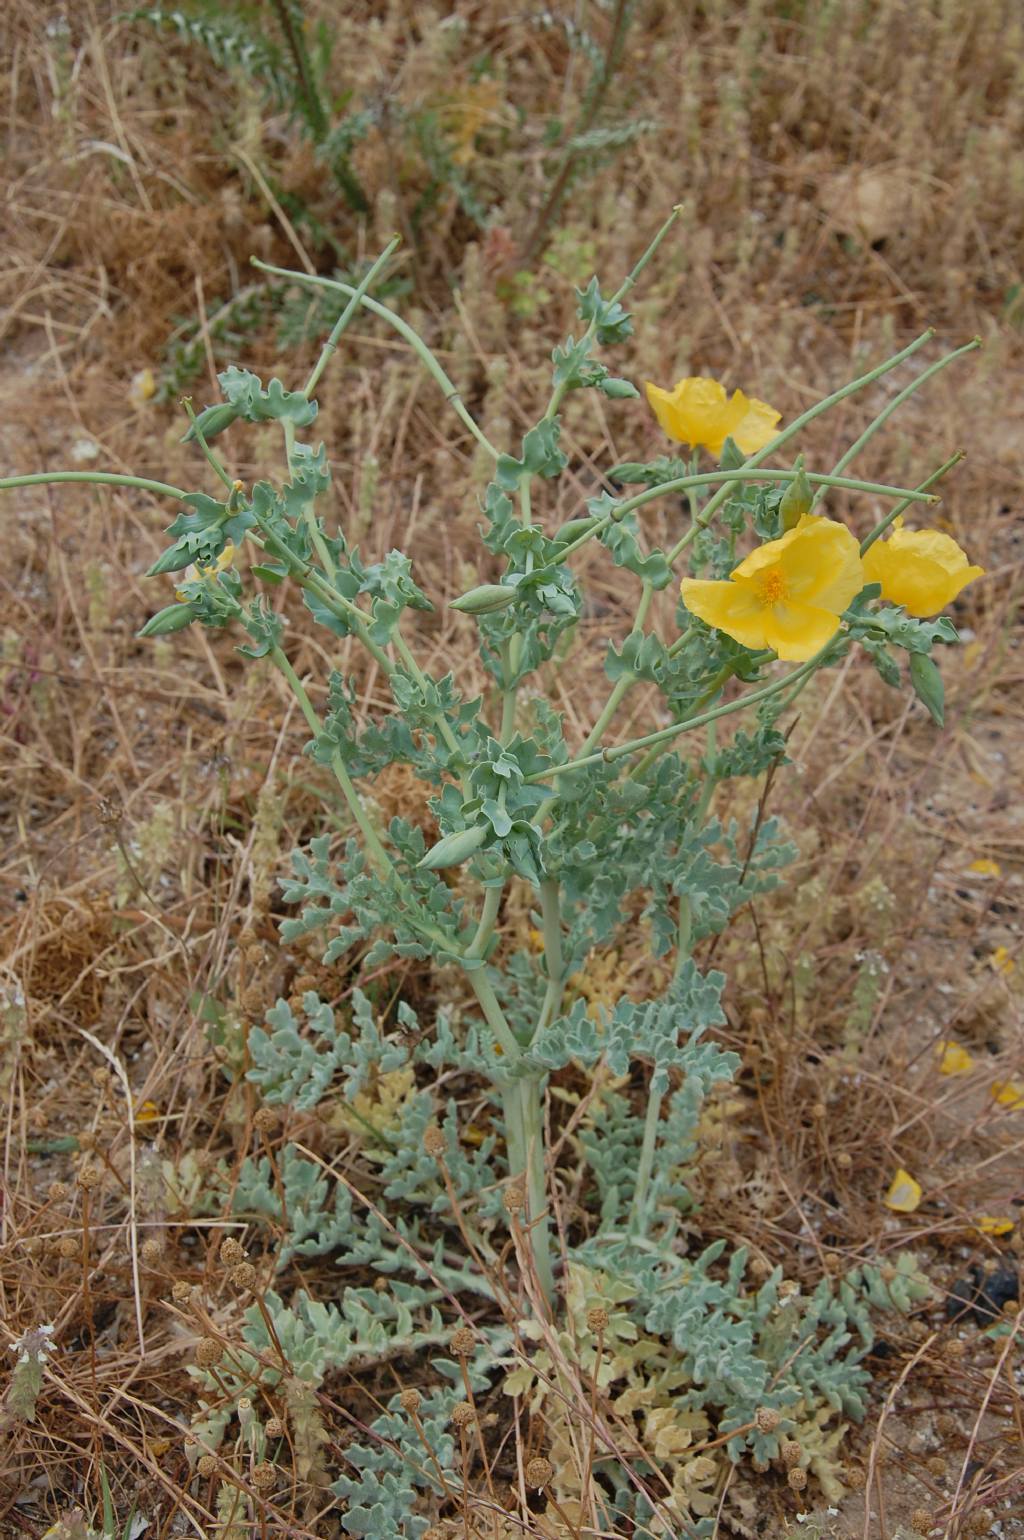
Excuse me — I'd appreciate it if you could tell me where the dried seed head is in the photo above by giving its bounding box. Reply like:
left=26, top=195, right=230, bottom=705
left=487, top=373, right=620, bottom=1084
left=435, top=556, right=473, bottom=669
left=231, top=1262, right=257, bottom=1291
left=77, top=1131, right=97, bottom=1152
left=450, top=1402, right=476, bottom=1429
left=968, top=1511, right=994, bottom=1536
left=171, top=1279, right=192, bottom=1304
left=422, top=1124, right=447, bottom=1158
left=780, top=1439, right=802, bottom=1469
left=450, top=1326, right=476, bottom=1358
left=845, top=1465, right=866, bottom=1491
left=195, top=1337, right=224, bottom=1369
left=48, top=1181, right=69, bottom=1203
left=251, top=1461, right=276, bottom=1491
left=77, top=1164, right=101, bottom=1191
left=935, top=1413, right=957, bottom=1438
left=836, top=1151, right=853, bottom=1169
left=399, top=1388, right=422, bottom=1414
left=503, top=1179, right=526, bottom=1215
left=240, top=985, right=265, bottom=1015
left=748, top=1255, right=771, bottom=1281
left=879, top=1263, right=898, bottom=1283
left=926, top=1454, right=946, bottom=1476
left=197, top=1454, right=218, bottom=1478
left=220, top=1237, right=246, bottom=1267
left=265, top=1416, right=286, bottom=1439
left=141, top=1237, right=163, bottom=1267
left=778, top=1279, right=799, bottom=1300
left=58, top=1236, right=79, bottom=1259
left=586, top=1305, right=609, bottom=1333
left=252, top=1108, right=277, bottom=1135
left=755, top=1407, right=780, bottom=1433
left=525, top=1457, right=553, bottom=1490
left=811, top=1102, right=826, bottom=1119
left=944, top=1336, right=966, bottom=1359
left=787, top=1466, right=807, bottom=1491
left=911, top=1511, right=934, bottom=1536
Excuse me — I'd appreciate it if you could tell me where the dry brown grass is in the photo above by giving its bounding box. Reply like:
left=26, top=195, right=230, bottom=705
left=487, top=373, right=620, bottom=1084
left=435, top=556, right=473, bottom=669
left=1, top=0, right=1022, bottom=1536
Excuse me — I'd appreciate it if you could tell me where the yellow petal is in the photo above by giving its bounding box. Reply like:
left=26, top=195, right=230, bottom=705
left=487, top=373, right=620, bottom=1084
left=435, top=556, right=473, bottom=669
left=135, top=1099, right=160, bottom=1122
left=968, top=858, right=1001, bottom=877
left=991, top=1079, right=1024, bottom=1109
left=679, top=577, right=770, bottom=650
left=884, top=1168, right=922, bottom=1213
left=644, top=376, right=780, bottom=458
left=645, top=377, right=729, bottom=450
left=758, top=599, right=841, bottom=662
left=975, top=1215, right=1015, bottom=1237
left=863, top=525, right=983, bottom=617
left=731, top=515, right=864, bottom=617
left=990, top=946, right=1015, bottom=976
left=936, top=1041, right=974, bottom=1076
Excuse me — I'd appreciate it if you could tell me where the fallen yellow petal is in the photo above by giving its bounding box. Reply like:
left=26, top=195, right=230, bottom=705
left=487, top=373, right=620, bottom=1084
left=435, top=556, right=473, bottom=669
left=991, top=1080, right=1024, bottom=1109
left=135, top=1099, right=160, bottom=1123
left=936, top=1041, right=975, bottom=1076
left=975, top=1215, right=1015, bottom=1237
left=884, top=1168, right=922, bottom=1213
left=968, top=858, right=1001, bottom=877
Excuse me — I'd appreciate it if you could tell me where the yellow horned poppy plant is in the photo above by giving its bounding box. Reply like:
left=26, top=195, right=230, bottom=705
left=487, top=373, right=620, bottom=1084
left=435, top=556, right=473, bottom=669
left=644, top=376, right=781, bottom=457
left=680, top=515, right=865, bottom=662
left=862, top=517, right=983, bottom=617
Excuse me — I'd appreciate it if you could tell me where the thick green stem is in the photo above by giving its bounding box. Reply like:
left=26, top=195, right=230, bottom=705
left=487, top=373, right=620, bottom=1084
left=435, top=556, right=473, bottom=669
left=536, top=877, right=565, bottom=1037
left=577, top=580, right=655, bottom=758
left=252, top=258, right=500, bottom=461
left=0, top=471, right=186, bottom=499
left=270, top=647, right=395, bottom=879
left=529, top=655, right=820, bottom=784
left=860, top=452, right=966, bottom=554
left=501, top=1074, right=555, bottom=1311
left=466, top=884, right=503, bottom=961
left=303, top=237, right=400, bottom=398
left=812, top=342, right=979, bottom=510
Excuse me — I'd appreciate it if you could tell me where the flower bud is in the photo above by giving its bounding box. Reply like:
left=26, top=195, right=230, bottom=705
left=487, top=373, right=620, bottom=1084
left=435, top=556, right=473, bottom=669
left=417, top=824, right=488, bottom=871
left=554, top=516, right=599, bottom=545
left=909, top=652, right=945, bottom=725
left=181, top=402, right=240, bottom=444
left=448, top=583, right=518, bottom=615
left=780, top=464, right=813, bottom=530
left=138, top=603, right=198, bottom=638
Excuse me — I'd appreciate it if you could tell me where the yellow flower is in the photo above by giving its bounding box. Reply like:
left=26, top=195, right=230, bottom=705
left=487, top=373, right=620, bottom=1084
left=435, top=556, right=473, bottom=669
left=176, top=542, right=236, bottom=601
left=990, top=946, right=1015, bottom=976
left=991, top=1079, right=1024, bottom=1109
left=968, top=858, right=1001, bottom=877
left=884, top=1168, right=922, bottom=1213
left=680, top=515, right=864, bottom=662
left=644, top=376, right=781, bottom=457
left=975, top=1215, right=1015, bottom=1237
left=936, top=1040, right=974, bottom=1076
left=862, top=517, right=983, bottom=617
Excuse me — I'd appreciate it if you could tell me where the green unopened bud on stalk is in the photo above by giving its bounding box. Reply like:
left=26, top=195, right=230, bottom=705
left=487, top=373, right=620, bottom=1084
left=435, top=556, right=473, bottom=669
left=417, top=824, right=488, bottom=871
left=554, top=516, right=599, bottom=544
left=138, top=603, right=198, bottom=637
left=449, top=583, right=518, bottom=616
left=909, top=651, right=944, bottom=725
left=182, top=402, right=240, bottom=444
left=780, top=460, right=813, bottom=530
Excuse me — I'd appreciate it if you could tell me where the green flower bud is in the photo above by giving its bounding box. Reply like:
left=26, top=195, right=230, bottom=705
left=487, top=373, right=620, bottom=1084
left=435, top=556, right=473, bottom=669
left=909, top=651, right=944, bottom=725
left=417, top=824, right=488, bottom=871
left=147, top=540, right=195, bottom=576
left=780, top=465, right=813, bottom=530
left=597, top=377, right=640, bottom=399
left=181, top=402, right=240, bottom=444
left=554, top=516, right=599, bottom=544
left=449, top=583, right=518, bottom=615
left=138, top=602, right=198, bottom=638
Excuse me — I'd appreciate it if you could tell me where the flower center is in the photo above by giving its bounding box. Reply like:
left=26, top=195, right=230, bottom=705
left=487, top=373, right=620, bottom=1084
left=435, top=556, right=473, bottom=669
left=758, top=569, right=788, bottom=606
